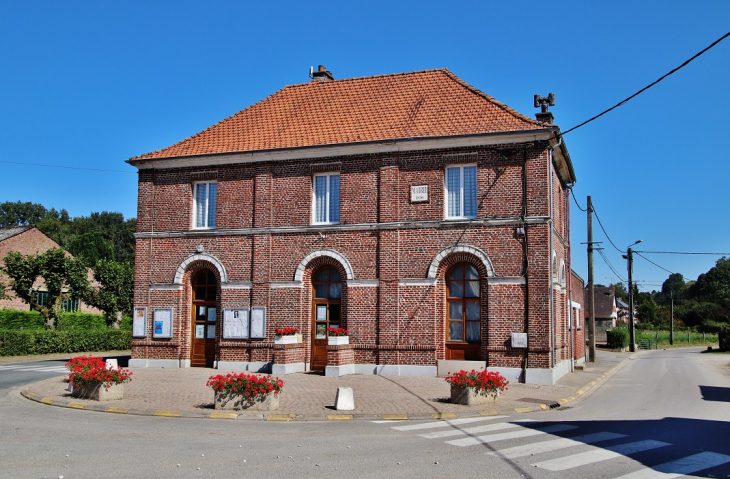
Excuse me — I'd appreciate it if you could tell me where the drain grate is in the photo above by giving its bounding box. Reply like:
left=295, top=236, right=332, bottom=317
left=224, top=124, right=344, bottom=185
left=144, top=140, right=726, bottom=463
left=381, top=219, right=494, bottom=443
left=519, top=398, right=561, bottom=409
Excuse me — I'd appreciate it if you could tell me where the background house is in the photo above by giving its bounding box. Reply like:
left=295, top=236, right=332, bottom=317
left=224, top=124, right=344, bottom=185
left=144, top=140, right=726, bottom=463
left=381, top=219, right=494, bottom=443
left=127, top=67, right=579, bottom=384
left=0, top=226, right=99, bottom=314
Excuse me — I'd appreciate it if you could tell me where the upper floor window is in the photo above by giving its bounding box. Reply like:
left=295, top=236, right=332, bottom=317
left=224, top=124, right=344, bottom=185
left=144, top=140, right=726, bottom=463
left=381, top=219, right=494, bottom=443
left=445, top=165, right=477, bottom=219
left=194, top=181, right=217, bottom=229
left=313, top=173, right=340, bottom=224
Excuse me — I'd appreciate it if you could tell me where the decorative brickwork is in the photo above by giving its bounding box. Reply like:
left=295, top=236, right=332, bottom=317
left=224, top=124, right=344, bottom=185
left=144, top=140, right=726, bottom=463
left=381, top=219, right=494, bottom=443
left=128, top=69, right=579, bottom=384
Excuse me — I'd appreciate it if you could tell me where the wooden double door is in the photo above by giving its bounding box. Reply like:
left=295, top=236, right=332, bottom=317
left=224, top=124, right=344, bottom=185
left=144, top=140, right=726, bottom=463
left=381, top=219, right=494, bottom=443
left=311, top=266, right=342, bottom=371
left=191, top=270, right=217, bottom=368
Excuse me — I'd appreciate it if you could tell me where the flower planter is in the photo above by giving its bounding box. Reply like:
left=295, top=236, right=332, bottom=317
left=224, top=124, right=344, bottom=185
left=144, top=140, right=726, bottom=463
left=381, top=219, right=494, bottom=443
left=450, top=385, right=499, bottom=406
left=214, top=391, right=280, bottom=411
left=328, top=336, right=349, bottom=346
left=71, top=383, right=124, bottom=401
left=274, top=335, right=298, bottom=345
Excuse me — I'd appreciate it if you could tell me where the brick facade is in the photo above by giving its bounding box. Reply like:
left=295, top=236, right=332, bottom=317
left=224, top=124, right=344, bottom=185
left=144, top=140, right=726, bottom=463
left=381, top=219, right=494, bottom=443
left=128, top=69, right=580, bottom=384
left=0, top=226, right=101, bottom=314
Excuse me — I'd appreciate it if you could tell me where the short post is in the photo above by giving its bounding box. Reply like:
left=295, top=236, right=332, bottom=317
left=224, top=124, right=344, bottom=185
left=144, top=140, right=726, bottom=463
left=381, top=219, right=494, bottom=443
left=334, top=387, right=355, bottom=411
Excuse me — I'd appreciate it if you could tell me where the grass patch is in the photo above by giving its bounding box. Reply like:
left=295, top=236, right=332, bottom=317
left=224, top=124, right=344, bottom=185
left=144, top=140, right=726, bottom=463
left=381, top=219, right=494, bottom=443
left=636, top=330, right=718, bottom=349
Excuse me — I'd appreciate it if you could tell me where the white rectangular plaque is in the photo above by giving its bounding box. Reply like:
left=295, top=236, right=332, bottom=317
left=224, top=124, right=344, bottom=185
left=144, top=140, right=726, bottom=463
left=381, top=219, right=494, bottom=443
left=410, top=185, right=428, bottom=202
left=511, top=332, right=528, bottom=348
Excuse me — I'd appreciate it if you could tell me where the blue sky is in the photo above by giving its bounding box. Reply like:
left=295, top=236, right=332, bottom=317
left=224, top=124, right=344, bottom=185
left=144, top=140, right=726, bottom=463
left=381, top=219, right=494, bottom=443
left=1, top=2, right=728, bottom=292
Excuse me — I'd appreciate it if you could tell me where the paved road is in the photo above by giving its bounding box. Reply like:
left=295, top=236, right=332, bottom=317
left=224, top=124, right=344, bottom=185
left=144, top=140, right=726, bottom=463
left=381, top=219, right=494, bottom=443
left=0, top=348, right=728, bottom=478
left=0, top=360, right=69, bottom=395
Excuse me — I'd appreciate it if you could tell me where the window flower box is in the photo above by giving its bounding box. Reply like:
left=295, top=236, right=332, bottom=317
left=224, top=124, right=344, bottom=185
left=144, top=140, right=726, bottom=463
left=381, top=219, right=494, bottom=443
left=274, top=335, right=298, bottom=345
left=328, top=336, right=349, bottom=346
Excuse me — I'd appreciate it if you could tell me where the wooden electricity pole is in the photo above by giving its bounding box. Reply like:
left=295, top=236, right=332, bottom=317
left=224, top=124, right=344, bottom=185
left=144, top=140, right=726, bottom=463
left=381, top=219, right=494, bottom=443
left=587, top=196, right=596, bottom=362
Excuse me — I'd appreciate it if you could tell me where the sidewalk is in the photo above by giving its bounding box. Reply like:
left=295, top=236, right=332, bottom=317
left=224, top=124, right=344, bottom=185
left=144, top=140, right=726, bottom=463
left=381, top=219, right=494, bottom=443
left=19, top=350, right=633, bottom=421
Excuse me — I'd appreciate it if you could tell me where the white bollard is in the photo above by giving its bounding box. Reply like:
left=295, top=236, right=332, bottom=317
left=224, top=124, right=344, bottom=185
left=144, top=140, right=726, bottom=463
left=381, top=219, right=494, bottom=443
left=335, top=387, right=355, bottom=411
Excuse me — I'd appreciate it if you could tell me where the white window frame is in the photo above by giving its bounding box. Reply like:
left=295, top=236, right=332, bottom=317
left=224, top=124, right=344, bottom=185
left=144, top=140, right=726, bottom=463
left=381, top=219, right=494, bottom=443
left=444, top=164, right=477, bottom=220
left=312, top=172, right=340, bottom=225
left=193, top=181, right=217, bottom=230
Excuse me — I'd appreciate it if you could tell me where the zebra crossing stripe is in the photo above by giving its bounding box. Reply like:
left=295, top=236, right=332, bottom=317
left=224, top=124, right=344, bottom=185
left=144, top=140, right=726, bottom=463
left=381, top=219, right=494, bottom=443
left=487, top=431, right=627, bottom=459
left=391, top=415, right=508, bottom=431
left=532, top=439, right=671, bottom=471
left=420, top=421, right=521, bottom=439
left=445, top=424, right=577, bottom=447
left=613, top=451, right=730, bottom=479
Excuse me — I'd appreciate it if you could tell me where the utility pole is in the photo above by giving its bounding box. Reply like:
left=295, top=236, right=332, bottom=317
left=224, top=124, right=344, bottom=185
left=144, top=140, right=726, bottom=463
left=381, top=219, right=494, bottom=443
left=623, top=240, right=641, bottom=353
left=670, top=291, right=674, bottom=346
left=587, top=196, right=596, bottom=362
left=627, top=247, right=636, bottom=352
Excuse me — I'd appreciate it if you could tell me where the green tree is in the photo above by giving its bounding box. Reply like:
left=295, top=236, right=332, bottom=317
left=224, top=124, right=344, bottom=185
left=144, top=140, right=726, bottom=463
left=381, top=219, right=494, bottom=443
left=85, top=260, right=134, bottom=329
left=659, top=273, right=686, bottom=306
left=68, top=231, right=116, bottom=267
left=1, top=248, right=88, bottom=329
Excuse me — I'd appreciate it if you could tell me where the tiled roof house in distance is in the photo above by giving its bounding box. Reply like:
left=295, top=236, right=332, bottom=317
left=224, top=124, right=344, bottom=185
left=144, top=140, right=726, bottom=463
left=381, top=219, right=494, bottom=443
left=127, top=66, right=581, bottom=384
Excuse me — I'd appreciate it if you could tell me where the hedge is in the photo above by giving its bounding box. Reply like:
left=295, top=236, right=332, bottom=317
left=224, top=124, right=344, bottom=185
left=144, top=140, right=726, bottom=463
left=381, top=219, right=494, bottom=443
left=0, top=309, right=132, bottom=331
left=607, top=328, right=629, bottom=350
left=0, top=330, right=132, bottom=356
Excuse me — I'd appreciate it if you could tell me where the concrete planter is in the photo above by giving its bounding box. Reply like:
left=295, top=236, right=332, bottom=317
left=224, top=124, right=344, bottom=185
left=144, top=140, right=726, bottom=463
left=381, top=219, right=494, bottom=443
left=71, top=382, right=124, bottom=401
left=214, top=390, right=280, bottom=411
left=450, top=386, right=499, bottom=406
left=274, top=335, right=297, bottom=345
left=328, top=336, right=349, bottom=346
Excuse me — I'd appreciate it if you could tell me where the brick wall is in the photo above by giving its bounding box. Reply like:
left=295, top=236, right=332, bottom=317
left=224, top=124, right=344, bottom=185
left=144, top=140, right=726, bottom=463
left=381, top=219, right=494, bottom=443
left=132, top=142, right=573, bottom=376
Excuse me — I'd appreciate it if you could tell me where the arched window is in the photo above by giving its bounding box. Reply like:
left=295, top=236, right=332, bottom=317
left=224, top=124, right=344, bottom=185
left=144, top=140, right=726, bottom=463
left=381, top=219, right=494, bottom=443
left=446, top=263, right=480, bottom=342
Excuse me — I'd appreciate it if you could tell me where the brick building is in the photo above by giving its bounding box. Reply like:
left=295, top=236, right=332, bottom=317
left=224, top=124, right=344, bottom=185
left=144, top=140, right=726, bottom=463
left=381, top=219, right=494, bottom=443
left=0, top=226, right=99, bottom=314
left=127, top=67, right=581, bottom=384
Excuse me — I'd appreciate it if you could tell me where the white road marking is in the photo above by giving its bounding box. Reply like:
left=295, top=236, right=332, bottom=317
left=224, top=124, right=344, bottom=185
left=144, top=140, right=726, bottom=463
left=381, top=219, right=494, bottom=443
left=446, top=424, right=577, bottom=447
left=391, top=415, right=509, bottom=431
left=613, top=451, right=730, bottom=479
left=420, top=421, right=520, bottom=439
left=487, top=431, right=627, bottom=459
left=533, top=439, right=671, bottom=471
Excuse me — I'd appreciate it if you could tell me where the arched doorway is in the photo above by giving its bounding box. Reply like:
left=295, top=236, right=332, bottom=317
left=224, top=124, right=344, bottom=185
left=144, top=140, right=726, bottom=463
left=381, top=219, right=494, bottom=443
left=445, top=262, right=481, bottom=360
left=311, top=266, right=343, bottom=370
left=191, top=269, right=218, bottom=367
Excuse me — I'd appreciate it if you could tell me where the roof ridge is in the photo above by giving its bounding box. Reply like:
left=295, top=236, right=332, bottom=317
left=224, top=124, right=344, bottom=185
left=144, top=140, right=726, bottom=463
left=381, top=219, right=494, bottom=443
left=281, top=68, right=449, bottom=89
left=440, top=70, right=545, bottom=127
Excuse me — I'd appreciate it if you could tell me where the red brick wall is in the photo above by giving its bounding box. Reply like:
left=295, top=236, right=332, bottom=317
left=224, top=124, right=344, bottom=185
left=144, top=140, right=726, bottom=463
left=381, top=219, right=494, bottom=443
left=0, top=228, right=101, bottom=314
left=132, top=142, right=573, bottom=374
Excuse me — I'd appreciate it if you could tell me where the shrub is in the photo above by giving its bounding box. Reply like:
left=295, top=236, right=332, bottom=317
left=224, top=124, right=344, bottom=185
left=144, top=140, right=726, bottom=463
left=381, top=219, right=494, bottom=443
left=0, top=309, right=47, bottom=330
left=719, top=324, right=730, bottom=352
left=607, top=328, right=629, bottom=350
left=0, top=330, right=132, bottom=356
left=57, top=312, right=107, bottom=331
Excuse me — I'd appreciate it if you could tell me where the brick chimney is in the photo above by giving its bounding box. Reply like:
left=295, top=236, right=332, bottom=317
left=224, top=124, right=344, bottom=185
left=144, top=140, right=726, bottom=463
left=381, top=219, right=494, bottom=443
left=535, top=111, right=554, bottom=125
left=311, top=65, right=334, bottom=82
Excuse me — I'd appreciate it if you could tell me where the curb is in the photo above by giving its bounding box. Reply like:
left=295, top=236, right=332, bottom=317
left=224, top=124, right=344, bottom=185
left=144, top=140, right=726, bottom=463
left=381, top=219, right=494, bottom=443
left=19, top=354, right=634, bottom=422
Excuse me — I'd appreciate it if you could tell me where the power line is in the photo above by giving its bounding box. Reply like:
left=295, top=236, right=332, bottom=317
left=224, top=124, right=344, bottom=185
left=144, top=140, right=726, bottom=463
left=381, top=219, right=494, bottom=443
left=597, top=249, right=626, bottom=283
left=635, top=250, right=730, bottom=256
left=0, top=160, right=136, bottom=174
left=592, top=205, right=624, bottom=253
left=570, top=189, right=587, bottom=212
left=635, top=252, right=675, bottom=276
left=561, top=30, right=730, bottom=136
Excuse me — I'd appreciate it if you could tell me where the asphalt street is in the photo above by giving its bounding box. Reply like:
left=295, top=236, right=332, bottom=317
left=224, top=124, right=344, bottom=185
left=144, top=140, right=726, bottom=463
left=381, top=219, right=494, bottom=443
left=0, top=347, right=728, bottom=478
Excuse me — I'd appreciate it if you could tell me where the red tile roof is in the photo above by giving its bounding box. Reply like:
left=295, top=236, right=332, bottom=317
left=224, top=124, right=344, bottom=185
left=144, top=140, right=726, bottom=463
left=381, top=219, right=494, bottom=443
left=131, top=69, right=547, bottom=161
